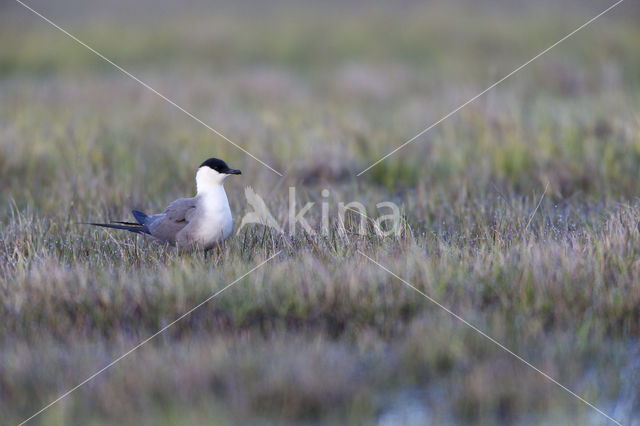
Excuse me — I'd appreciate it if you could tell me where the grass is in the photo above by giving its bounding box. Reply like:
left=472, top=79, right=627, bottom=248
left=1, top=0, right=640, bottom=424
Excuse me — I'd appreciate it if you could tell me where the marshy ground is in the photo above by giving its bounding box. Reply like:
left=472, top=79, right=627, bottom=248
left=1, top=0, right=639, bottom=424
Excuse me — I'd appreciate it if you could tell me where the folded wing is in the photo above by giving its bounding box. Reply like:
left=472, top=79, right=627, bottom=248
left=145, top=198, right=197, bottom=243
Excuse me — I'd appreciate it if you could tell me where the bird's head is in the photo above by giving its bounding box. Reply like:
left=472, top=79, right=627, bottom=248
left=196, top=158, right=241, bottom=192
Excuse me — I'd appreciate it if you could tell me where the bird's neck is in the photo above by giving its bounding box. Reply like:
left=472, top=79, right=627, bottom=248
left=195, top=168, right=226, bottom=194
left=197, top=183, right=229, bottom=213
left=197, top=183, right=226, bottom=197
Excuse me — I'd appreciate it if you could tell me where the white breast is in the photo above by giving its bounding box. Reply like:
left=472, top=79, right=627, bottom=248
left=200, top=188, right=233, bottom=240
left=178, top=186, right=233, bottom=248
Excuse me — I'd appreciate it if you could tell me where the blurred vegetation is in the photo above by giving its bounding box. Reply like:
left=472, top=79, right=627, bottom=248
left=1, top=0, right=639, bottom=424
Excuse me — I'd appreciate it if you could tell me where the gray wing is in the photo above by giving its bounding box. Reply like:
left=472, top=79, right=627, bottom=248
left=145, top=197, right=197, bottom=243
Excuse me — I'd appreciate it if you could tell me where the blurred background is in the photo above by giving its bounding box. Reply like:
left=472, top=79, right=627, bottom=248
left=2, top=0, right=639, bottom=207
left=1, top=0, right=639, bottom=424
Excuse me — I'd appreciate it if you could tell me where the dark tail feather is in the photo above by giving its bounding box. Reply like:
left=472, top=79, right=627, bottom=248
left=131, top=210, right=148, bottom=225
left=82, top=222, right=149, bottom=235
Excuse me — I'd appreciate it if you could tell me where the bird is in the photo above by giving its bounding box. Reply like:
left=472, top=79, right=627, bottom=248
left=86, top=158, right=241, bottom=250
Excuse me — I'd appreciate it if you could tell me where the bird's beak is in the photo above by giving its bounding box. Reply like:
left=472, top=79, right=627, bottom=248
left=225, top=168, right=242, bottom=175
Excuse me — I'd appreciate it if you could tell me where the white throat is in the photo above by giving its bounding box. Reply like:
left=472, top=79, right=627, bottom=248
left=195, top=167, right=228, bottom=195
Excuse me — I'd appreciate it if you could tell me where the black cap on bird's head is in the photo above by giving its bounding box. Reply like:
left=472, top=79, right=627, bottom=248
left=199, top=158, right=241, bottom=175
